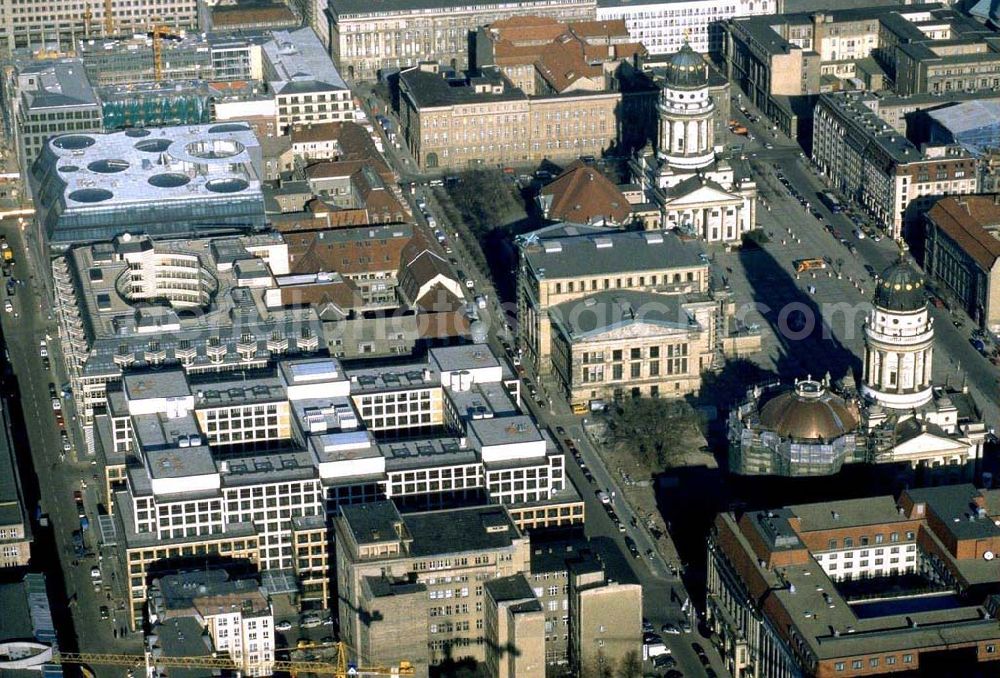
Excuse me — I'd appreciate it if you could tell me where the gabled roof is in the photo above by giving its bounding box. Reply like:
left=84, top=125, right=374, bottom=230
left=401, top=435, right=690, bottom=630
left=538, top=165, right=631, bottom=225
left=927, top=195, right=1000, bottom=271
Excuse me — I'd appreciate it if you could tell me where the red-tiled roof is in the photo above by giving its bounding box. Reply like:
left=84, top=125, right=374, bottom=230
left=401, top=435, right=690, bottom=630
left=539, top=165, right=631, bottom=225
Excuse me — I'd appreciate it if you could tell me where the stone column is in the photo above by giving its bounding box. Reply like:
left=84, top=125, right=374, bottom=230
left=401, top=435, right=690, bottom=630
left=688, top=120, right=698, bottom=153
left=924, top=347, right=933, bottom=386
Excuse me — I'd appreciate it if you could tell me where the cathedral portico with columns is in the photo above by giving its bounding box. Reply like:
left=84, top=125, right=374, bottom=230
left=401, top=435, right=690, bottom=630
left=632, top=41, right=758, bottom=244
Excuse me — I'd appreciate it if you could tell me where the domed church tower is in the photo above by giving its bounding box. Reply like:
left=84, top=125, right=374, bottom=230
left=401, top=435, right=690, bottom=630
left=862, top=257, right=934, bottom=410
left=657, top=41, right=714, bottom=171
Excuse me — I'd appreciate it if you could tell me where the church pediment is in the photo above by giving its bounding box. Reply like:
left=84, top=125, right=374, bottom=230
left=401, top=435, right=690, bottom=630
left=891, top=430, right=969, bottom=458
left=576, top=320, right=698, bottom=343
left=662, top=183, right=742, bottom=207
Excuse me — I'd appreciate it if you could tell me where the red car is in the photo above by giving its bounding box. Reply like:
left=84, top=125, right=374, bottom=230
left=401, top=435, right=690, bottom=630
left=73, top=490, right=82, bottom=503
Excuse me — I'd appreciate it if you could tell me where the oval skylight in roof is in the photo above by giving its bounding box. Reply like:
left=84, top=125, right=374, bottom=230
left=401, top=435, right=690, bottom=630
left=134, top=138, right=173, bottom=153
left=68, top=188, right=113, bottom=203
left=88, top=159, right=130, bottom=174
left=148, top=173, right=192, bottom=188
left=205, top=178, right=249, bottom=193
left=52, top=135, right=96, bottom=150
left=208, top=123, right=250, bottom=134
left=185, top=139, right=246, bottom=159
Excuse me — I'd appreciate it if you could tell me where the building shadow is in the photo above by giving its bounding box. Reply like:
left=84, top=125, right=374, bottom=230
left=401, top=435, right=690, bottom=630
left=734, top=243, right=863, bottom=385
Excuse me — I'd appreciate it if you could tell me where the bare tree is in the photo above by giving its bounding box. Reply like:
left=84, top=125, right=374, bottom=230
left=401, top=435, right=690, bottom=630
left=617, top=650, right=643, bottom=678
left=580, top=649, right=615, bottom=678
left=607, top=398, right=700, bottom=468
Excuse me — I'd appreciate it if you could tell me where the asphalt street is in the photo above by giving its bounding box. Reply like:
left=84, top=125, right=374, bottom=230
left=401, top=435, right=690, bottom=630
left=410, top=178, right=729, bottom=677
left=0, top=216, right=143, bottom=676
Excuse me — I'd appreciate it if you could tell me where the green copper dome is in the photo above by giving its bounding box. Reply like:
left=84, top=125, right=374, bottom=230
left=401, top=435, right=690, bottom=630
left=666, top=42, right=708, bottom=90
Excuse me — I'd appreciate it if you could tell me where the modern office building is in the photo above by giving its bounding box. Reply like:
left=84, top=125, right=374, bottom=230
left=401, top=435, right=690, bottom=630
left=708, top=486, right=1000, bottom=678
left=924, top=195, right=1000, bottom=335
left=397, top=63, right=620, bottom=170
left=9, top=59, right=103, bottom=186
left=596, top=0, right=776, bottom=56
left=262, top=28, right=354, bottom=134
left=79, top=33, right=215, bottom=87
left=813, top=92, right=977, bottom=239
left=102, top=344, right=583, bottom=628
left=31, top=123, right=267, bottom=246
left=51, top=231, right=306, bottom=451
left=148, top=570, right=275, bottom=677
left=0, top=0, right=198, bottom=52
left=0, top=400, right=32, bottom=569
left=325, top=0, right=597, bottom=81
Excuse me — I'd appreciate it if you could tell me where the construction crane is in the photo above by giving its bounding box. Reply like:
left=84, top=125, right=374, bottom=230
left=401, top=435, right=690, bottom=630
left=149, top=24, right=178, bottom=82
left=103, top=0, right=114, bottom=36
left=50, top=644, right=415, bottom=678
left=83, top=2, right=92, bottom=38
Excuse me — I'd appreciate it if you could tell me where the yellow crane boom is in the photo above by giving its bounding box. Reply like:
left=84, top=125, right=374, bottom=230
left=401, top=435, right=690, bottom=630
left=103, top=0, right=113, bottom=36
left=52, top=646, right=415, bottom=677
left=149, top=24, right=175, bottom=82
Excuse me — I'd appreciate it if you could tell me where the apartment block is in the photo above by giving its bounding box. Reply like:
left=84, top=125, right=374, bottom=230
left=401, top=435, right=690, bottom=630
left=568, top=558, right=642, bottom=676
left=397, top=64, right=618, bottom=170
left=262, top=28, right=355, bottom=134
left=335, top=501, right=533, bottom=672
left=708, top=486, right=1000, bottom=678
left=325, top=0, right=597, bottom=81
left=812, top=91, right=977, bottom=239
left=484, top=575, right=546, bottom=678
left=924, top=195, right=1000, bottom=334
left=148, top=570, right=275, bottom=677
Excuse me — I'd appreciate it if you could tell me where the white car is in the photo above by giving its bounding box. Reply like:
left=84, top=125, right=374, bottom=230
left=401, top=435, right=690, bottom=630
left=275, top=621, right=293, bottom=631
left=301, top=615, right=322, bottom=629
left=51, top=398, right=62, bottom=411
left=854, top=229, right=865, bottom=239
left=3, top=300, right=11, bottom=313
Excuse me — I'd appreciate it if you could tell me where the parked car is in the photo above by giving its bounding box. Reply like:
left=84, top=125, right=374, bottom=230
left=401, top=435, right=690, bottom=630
left=275, top=621, right=293, bottom=631
left=661, top=623, right=680, bottom=635
left=99, top=605, right=109, bottom=620
left=301, top=615, right=323, bottom=629
left=653, top=654, right=677, bottom=669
